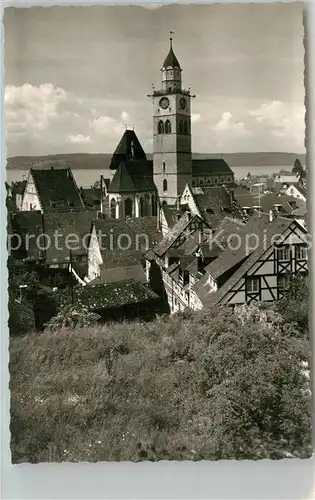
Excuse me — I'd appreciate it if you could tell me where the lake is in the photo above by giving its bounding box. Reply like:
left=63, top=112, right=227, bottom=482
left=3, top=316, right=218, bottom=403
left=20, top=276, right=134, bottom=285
left=5, top=165, right=290, bottom=188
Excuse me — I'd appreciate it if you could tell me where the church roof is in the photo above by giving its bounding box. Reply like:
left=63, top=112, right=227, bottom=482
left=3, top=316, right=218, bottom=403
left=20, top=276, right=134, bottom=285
left=163, top=45, right=181, bottom=70
left=192, top=159, right=234, bottom=176
left=107, top=159, right=156, bottom=194
left=109, top=129, right=147, bottom=170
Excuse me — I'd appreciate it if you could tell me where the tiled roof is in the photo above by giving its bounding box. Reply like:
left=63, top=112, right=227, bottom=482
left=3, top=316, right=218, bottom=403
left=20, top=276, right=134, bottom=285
left=99, top=264, right=146, bottom=284
left=59, top=279, right=159, bottom=311
left=92, top=217, right=151, bottom=267
left=80, top=187, right=102, bottom=209
left=125, top=216, right=163, bottom=250
left=108, top=159, right=156, bottom=193
left=154, top=212, right=193, bottom=257
left=43, top=211, right=96, bottom=263
left=234, top=190, right=300, bottom=215
left=161, top=204, right=189, bottom=228
left=30, top=168, right=85, bottom=213
left=192, top=186, right=241, bottom=227
left=192, top=158, right=234, bottom=176
left=101, top=248, right=144, bottom=269
left=110, top=129, right=147, bottom=170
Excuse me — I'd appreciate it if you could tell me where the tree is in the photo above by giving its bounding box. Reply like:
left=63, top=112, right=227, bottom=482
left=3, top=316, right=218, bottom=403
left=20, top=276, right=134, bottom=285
left=292, top=158, right=306, bottom=186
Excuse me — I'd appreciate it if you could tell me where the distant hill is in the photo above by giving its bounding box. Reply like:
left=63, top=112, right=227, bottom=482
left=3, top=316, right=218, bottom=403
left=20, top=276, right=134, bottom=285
left=6, top=152, right=306, bottom=170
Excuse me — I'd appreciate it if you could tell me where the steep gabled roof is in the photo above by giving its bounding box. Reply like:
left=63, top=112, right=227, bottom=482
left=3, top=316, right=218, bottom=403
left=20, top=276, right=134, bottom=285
left=154, top=212, right=209, bottom=257
left=30, top=167, right=85, bottom=213
left=192, top=158, right=234, bottom=176
left=91, top=218, right=147, bottom=265
left=108, top=160, right=155, bottom=193
left=43, top=211, right=96, bottom=263
left=109, top=129, right=147, bottom=170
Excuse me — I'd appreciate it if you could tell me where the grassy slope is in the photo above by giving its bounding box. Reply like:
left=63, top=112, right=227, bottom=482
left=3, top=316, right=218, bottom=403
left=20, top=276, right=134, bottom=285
left=10, top=305, right=311, bottom=463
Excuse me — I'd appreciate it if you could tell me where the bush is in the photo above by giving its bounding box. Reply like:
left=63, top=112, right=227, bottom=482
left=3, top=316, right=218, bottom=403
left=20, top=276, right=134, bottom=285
left=45, top=305, right=101, bottom=331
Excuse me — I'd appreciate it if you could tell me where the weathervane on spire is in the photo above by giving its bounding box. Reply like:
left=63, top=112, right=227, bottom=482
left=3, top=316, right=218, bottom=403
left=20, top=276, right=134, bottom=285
left=170, top=30, right=174, bottom=48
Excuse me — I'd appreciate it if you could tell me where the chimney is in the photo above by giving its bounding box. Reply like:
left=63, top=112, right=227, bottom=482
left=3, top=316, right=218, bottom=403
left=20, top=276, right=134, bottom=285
left=186, top=210, right=191, bottom=220
left=176, top=195, right=181, bottom=210
left=269, top=209, right=273, bottom=222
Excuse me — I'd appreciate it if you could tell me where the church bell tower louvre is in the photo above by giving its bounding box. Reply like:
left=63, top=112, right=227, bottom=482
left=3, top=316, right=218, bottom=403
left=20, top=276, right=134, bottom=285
left=148, top=33, right=195, bottom=205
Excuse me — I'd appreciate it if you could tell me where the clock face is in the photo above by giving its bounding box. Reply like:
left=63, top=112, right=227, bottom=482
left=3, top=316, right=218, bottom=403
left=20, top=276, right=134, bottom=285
left=159, top=97, right=170, bottom=109
left=179, top=97, right=187, bottom=110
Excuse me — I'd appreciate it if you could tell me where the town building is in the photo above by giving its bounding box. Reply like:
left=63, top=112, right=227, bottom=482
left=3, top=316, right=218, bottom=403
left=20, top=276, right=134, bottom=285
left=20, top=167, right=86, bottom=213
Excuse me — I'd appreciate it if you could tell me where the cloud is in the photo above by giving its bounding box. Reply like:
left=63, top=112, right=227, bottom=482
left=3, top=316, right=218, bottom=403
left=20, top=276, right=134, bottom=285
left=212, top=111, right=250, bottom=134
left=191, top=113, right=201, bottom=123
left=249, top=100, right=305, bottom=146
left=5, top=83, right=67, bottom=134
left=89, top=115, right=124, bottom=136
left=66, top=134, right=94, bottom=144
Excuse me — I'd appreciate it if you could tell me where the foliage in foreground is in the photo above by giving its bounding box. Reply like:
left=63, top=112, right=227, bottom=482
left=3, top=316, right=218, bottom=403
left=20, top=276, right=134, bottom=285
left=10, top=296, right=311, bottom=463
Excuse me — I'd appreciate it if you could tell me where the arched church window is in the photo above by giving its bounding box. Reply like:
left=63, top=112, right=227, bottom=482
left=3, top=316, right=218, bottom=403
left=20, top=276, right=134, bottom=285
left=179, top=120, right=184, bottom=134
left=163, top=179, right=168, bottom=192
left=110, top=198, right=117, bottom=219
left=158, top=120, right=164, bottom=135
left=165, top=120, right=171, bottom=134
left=183, top=121, right=188, bottom=135
left=124, top=198, right=133, bottom=217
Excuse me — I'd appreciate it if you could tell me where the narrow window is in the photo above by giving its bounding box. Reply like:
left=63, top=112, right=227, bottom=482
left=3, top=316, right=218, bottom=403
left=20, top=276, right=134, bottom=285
left=163, top=162, right=166, bottom=173
left=246, top=277, right=260, bottom=293
left=179, top=120, right=184, bottom=134
left=163, top=179, right=168, bottom=192
left=158, top=120, right=164, bottom=134
left=276, top=246, right=290, bottom=261
left=165, top=120, right=171, bottom=134
left=110, top=198, right=117, bottom=219
left=295, top=245, right=307, bottom=260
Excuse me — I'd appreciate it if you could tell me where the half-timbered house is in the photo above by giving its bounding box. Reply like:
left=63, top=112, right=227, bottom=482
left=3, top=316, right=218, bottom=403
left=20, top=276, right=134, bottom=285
left=193, top=213, right=309, bottom=308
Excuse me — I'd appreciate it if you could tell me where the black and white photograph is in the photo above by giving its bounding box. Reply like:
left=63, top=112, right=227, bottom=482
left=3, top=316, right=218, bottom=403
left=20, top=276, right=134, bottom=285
left=4, top=2, right=312, bottom=463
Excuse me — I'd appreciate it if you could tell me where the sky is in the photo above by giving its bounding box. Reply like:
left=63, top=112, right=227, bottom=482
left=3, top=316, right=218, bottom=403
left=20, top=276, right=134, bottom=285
left=4, top=3, right=305, bottom=157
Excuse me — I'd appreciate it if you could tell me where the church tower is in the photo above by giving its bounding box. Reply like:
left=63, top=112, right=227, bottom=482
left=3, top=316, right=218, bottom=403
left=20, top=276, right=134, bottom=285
left=151, top=34, right=193, bottom=205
